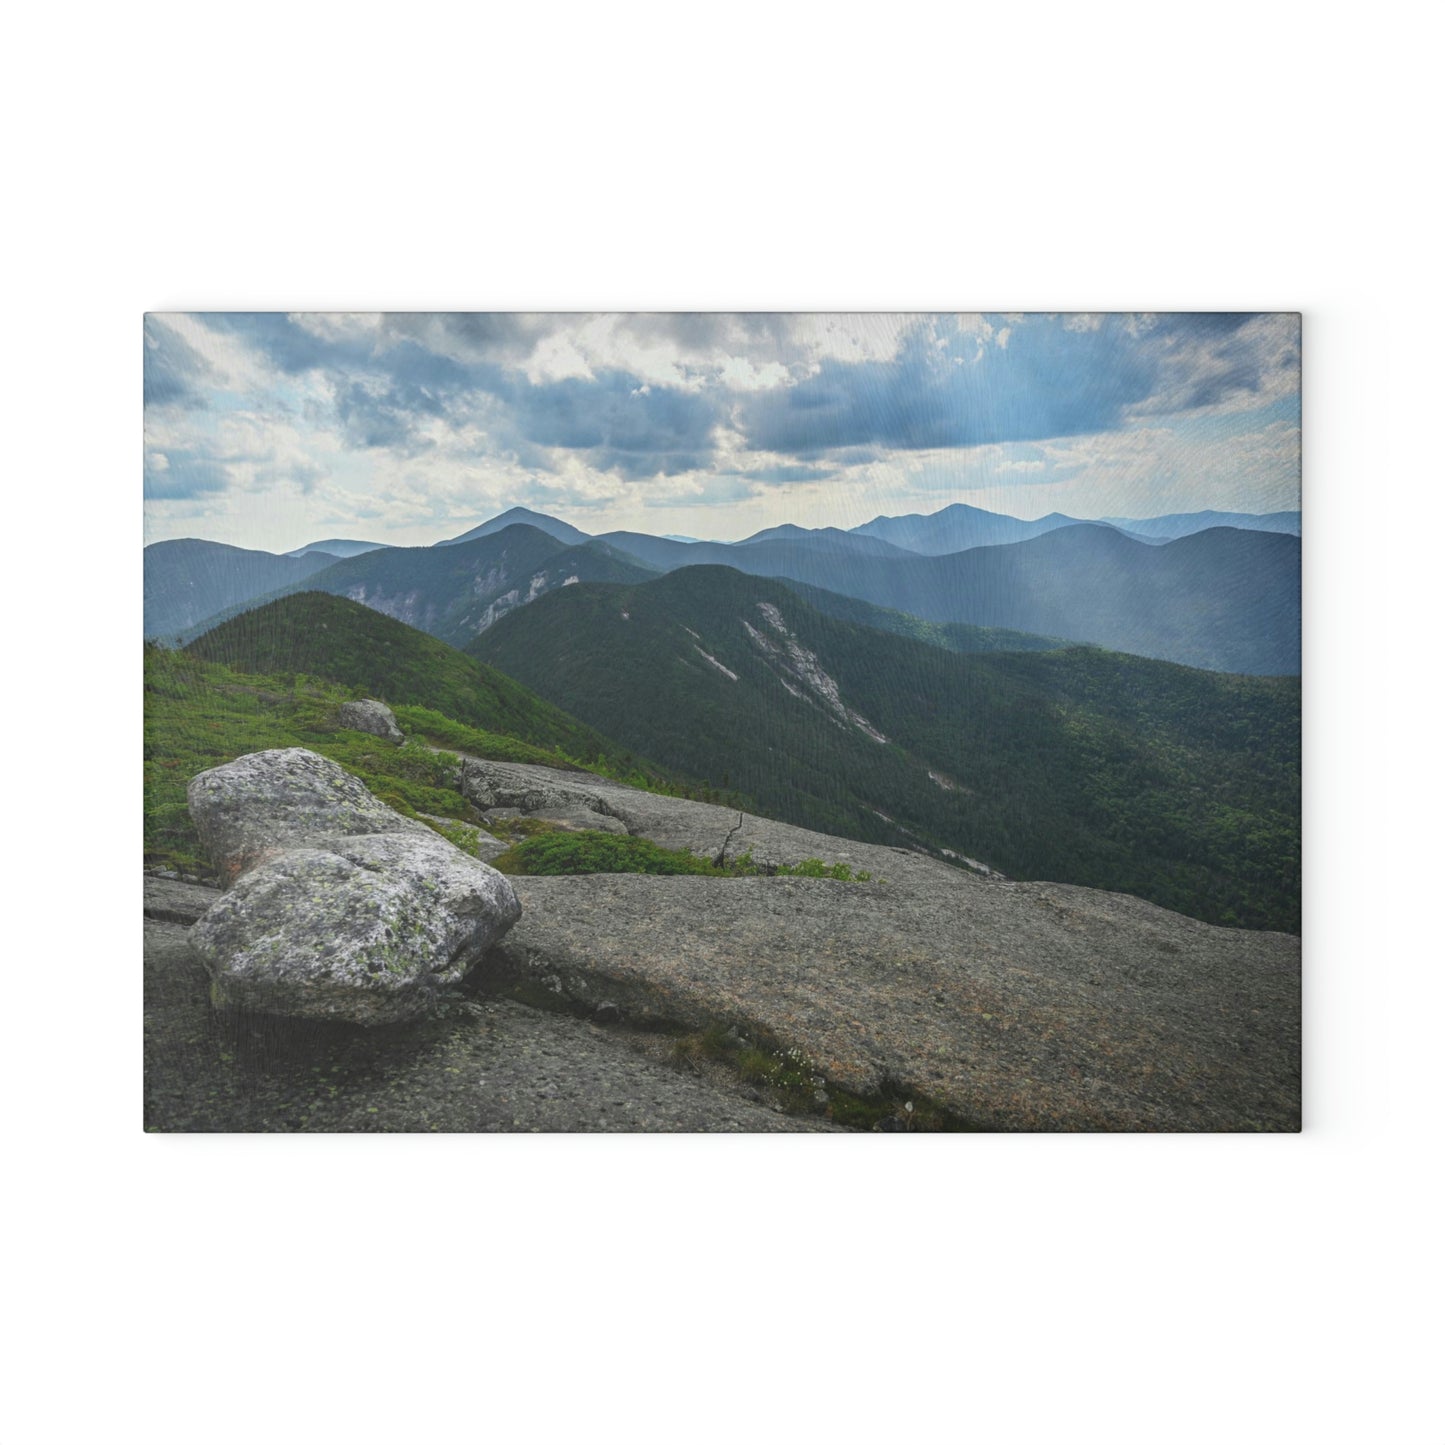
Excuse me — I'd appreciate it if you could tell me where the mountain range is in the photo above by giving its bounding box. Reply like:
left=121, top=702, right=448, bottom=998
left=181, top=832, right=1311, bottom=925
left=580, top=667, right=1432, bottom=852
left=850, top=502, right=1111, bottom=553
left=468, top=565, right=1301, bottom=930
left=282, top=538, right=386, bottom=559
left=168, top=526, right=658, bottom=649
left=434, top=505, right=592, bottom=549
left=1097, top=509, right=1301, bottom=540
left=146, top=501, right=1301, bottom=674
left=144, top=538, right=339, bottom=638
left=174, top=581, right=1299, bottom=931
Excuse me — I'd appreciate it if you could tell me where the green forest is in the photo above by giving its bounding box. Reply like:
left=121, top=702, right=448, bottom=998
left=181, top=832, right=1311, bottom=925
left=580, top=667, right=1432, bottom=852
left=158, top=574, right=1301, bottom=933
left=473, top=567, right=1301, bottom=931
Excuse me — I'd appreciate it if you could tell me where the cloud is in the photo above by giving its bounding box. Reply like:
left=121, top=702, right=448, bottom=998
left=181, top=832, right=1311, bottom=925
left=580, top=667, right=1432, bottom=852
left=328, top=343, right=472, bottom=452
left=736, top=314, right=1294, bottom=456
left=1135, top=313, right=1300, bottom=416
left=737, top=319, right=1150, bottom=453
left=143, top=316, right=217, bottom=409
left=199, top=312, right=339, bottom=374
left=717, top=463, right=838, bottom=485
left=144, top=448, right=230, bottom=498
left=508, top=369, right=721, bottom=477
left=143, top=312, right=1302, bottom=549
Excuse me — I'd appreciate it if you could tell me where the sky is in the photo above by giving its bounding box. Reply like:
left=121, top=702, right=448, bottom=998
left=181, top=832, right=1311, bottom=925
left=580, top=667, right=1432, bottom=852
left=143, top=312, right=1301, bottom=551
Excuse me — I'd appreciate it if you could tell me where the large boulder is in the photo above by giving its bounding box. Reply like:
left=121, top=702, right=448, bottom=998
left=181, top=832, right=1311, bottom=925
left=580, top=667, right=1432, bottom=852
left=188, top=746, right=430, bottom=883
left=185, top=749, right=520, bottom=1024
left=189, top=831, right=521, bottom=1024
left=338, top=698, right=404, bottom=743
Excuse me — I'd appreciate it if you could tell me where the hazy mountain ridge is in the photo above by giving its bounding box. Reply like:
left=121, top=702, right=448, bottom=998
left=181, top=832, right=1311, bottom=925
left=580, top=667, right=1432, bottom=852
left=148, top=502, right=1301, bottom=674
left=734, top=523, right=920, bottom=558
left=144, top=538, right=339, bottom=640
left=850, top=502, right=1091, bottom=553
left=281, top=538, right=386, bottom=559
left=178, top=526, right=658, bottom=649
left=436, top=506, right=592, bottom=548
left=775, top=581, right=1069, bottom=654
left=597, top=523, right=1301, bottom=674
left=1098, top=509, right=1301, bottom=540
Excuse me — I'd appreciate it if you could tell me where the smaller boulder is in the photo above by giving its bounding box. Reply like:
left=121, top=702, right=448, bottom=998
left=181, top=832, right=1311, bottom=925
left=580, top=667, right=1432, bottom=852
left=338, top=698, right=404, bottom=743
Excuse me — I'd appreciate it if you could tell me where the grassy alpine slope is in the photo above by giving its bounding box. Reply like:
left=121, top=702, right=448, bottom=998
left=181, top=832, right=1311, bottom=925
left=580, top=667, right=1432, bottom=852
left=185, top=590, right=626, bottom=761
left=145, top=644, right=491, bottom=876
left=471, top=566, right=1301, bottom=932
left=148, top=595, right=726, bottom=877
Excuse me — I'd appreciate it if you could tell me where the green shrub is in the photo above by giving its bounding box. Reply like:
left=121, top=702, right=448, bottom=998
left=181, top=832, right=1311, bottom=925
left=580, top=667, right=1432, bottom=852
left=419, top=817, right=484, bottom=855
left=393, top=706, right=578, bottom=768
left=490, top=828, right=880, bottom=882
left=772, top=858, right=873, bottom=881
left=492, top=830, right=722, bottom=877
left=481, top=816, right=565, bottom=842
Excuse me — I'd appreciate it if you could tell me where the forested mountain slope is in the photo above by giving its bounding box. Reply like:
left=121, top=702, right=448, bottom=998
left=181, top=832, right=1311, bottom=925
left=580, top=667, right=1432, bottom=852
left=471, top=565, right=1301, bottom=930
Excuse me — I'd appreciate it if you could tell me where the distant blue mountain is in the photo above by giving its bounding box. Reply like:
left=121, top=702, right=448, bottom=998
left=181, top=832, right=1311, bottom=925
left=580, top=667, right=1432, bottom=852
left=1097, top=510, right=1301, bottom=540
left=145, top=539, right=337, bottom=640
left=283, top=538, right=386, bottom=559
left=849, top=503, right=1092, bottom=554
left=146, top=501, right=1301, bottom=672
left=436, top=507, right=591, bottom=548
left=736, top=523, right=917, bottom=558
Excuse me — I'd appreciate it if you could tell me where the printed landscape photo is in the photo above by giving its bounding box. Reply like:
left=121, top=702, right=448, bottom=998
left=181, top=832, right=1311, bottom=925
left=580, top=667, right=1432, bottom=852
left=143, top=311, right=1302, bottom=1132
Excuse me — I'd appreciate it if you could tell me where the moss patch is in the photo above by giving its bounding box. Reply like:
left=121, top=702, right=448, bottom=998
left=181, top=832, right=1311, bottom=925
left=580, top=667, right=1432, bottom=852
left=489, top=828, right=877, bottom=881
left=667, top=1023, right=972, bottom=1131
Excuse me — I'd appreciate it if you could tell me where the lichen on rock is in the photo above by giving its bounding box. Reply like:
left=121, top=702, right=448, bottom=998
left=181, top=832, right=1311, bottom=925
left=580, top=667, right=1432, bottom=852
left=185, top=749, right=520, bottom=1025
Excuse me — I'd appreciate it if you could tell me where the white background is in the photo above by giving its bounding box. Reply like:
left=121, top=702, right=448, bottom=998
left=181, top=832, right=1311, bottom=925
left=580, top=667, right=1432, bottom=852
left=3, top=3, right=1440, bottom=1443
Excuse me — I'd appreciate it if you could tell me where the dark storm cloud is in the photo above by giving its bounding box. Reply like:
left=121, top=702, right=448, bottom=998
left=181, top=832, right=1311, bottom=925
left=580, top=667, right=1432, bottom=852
left=165, top=313, right=1294, bottom=497
left=199, top=312, right=338, bottom=373
left=329, top=341, right=482, bottom=451
left=587, top=448, right=717, bottom=480
left=143, top=316, right=215, bottom=409
left=333, top=381, right=433, bottom=451
left=202, top=311, right=729, bottom=474
left=736, top=314, right=1283, bottom=456
left=1153, top=314, right=1298, bottom=412
left=737, top=318, right=1156, bottom=454
left=208, top=312, right=544, bottom=380
left=619, top=311, right=797, bottom=354
left=508, top=371, right=721, bottom=474
left=419, top=312, right=554, bottom=359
